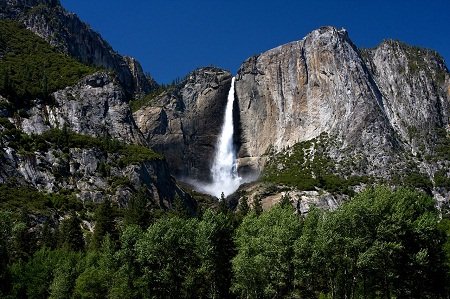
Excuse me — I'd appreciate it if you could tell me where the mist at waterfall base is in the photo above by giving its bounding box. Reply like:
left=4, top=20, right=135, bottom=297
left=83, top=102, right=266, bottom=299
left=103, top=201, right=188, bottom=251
left=192, top=77, right=244, bottom=198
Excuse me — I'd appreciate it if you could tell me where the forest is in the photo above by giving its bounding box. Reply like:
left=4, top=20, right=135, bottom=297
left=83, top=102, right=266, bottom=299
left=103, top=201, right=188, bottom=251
left=0, top=186, right=449, bottom=299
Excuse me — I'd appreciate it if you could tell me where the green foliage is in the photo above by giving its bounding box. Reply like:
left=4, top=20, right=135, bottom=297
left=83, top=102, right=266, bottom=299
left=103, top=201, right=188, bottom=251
left=48, top=251, right=83, bottom=299
left=109, top=176, right=132, bottom=190
left=58, top=214, right=84, bottom=251
left=0, top=20, right=96, bottom=109
left=403, top=171, right=433, bottom=191
left=0, top=211, right=14, bottom=294
left=435, top=131, right=450, bottom=161
left=294, top=187, right=448, bottom=298
left=262, top=135, right=369, bottom=194
left=9, top=248, right=72, bottom=299
left=0, top=186, right=449, bottom=298
left=435, top=169, right=450, bottom=189
left=123, top=188, right=152, bottom=228
left=116, top=143, right=163, bottom=166
left=92, top=200, right=118, bottom=249
left=252, top=196, right=263, bottom=216
left=135, top=216, right=199, bottom=298
left=195, top=210, right=235, bottom=299
left=232, top=205, right=302, bottom=298
left=0, top=116, right=15, bottom=130
left=279, top=193, right=293, bottom=209
left=438, top=218, right=450, bottom=270
left=292, top=207, right=325, bottom=297
left=171, top=193, right=192, bottom=218
left=74, top=237, right=115, bottom=299
left=236, top=196, right=250, bottom=221
left=108, top=225, right=143, bottom=299
left=0, top=185, right=81, bottom=214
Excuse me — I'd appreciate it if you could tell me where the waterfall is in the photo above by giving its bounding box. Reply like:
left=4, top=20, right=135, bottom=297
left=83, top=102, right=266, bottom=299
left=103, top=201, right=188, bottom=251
left=201, top=77, right=241, bottom=198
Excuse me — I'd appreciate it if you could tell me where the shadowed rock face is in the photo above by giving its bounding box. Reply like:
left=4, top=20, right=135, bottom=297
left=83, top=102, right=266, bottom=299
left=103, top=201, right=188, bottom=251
left=134, top=67, right=232, bottom=181
left=235, top=26, right=449, bottom=179
left=1, top=0, right=157, bottom=96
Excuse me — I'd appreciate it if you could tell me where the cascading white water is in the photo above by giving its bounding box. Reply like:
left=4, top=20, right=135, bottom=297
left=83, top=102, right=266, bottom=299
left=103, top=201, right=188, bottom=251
left=201, top=77, right=241, bottom=198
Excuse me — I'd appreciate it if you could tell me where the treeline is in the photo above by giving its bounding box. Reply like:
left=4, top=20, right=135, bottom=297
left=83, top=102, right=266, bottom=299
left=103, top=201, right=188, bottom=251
left=0, top=187, right=449, bottom=298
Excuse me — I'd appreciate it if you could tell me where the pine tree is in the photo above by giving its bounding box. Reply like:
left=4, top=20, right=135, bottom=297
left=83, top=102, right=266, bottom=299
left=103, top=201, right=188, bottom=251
left=41, top=220, right=56, bottom=249
left=124, top=188, right=152, bottom=228
left=58, top=214, right=84, bottom=251
left=238, top=196, right=250, bottom=216
left=172, top=193, right=191, bottom=218
left=252, top=196, right=263, bottom=216
left=236, top=195, right=250, bottom=224
left=92, top=200, right=117, bottom=249
left=279, top=193, right=292, bottom=209
left=218, top=192, right=229, bottom=215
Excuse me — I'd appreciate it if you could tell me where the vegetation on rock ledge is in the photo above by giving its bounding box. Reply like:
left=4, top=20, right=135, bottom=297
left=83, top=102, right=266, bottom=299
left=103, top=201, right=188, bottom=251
left=262, top=134, right=370, bottom=195
left=0, top=20, right=96, bottom=110
left=0, top=124, right=163, bottom=165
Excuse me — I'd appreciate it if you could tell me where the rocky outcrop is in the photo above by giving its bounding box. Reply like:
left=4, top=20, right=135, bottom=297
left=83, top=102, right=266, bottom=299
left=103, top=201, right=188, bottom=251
left=233, top=182, right=344, bottom=214
left=235, top=27, right=405, bottom=178
left=1, top=0, right=156, bottom=96
left=124, top=56, right=158, bottom=94
left=0, top=142, right=188, bottom=207
left=0, top=0, right=59, bottom=19
left=20, top=72, right=146, bottom=144
left=134, top=67, right=232, bottom=181
left=363, top=41, right=449, bottom=154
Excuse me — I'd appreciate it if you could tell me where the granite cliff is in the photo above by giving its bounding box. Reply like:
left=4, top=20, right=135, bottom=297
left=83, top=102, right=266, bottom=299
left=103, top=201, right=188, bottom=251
left=0, top=72, right=190, bottom=208
left=233, top=26, right=449, bottom=208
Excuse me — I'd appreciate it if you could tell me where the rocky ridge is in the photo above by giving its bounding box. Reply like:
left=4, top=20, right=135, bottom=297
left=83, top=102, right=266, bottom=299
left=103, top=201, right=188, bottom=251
left=0, top=143, right=181, bottom=208
left=1, top=0, right=156, bottom=96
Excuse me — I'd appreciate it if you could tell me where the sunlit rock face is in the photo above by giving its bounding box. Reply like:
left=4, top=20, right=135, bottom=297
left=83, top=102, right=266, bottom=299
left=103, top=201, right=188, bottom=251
left=234, top=26, right=449, bottom=180
left=21, top=72, right=145, bottom=145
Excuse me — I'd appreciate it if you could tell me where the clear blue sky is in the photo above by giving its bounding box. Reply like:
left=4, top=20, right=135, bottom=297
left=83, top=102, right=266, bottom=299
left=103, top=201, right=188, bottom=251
left=60, top=0, right=449, bottom=84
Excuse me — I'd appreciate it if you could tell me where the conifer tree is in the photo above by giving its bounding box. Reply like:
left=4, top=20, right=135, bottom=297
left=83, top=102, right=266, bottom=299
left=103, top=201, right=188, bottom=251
left=252, top=196, right=263, bottom=216
left=124, top=188, right=151, bottom=228
left=92, top=200, right=117, bottom=249
left=58, top=214, right=84, bottom=251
